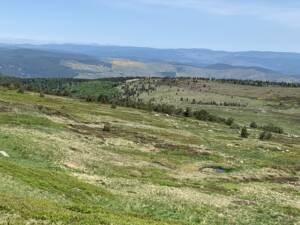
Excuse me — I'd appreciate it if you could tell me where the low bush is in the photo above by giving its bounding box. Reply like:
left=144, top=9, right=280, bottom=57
left=259, top=131, right=272, bottom=140
left=111, top=103, right=117, bottom=109
left=230, top=123, right=240, bottom=129
left=226, top=118, right=234, bottom=126
left=184, top=107, right=192, bottom=117
left=194, top=109, right=226, bottom=124
left=250, top=121, right=258, bottom=128
left=241, top=126, right=250, bottom=138
left=262, top=124, right=284, bottom=134
left=17, top=87, right=25, bottom=94
left=103, top=122, right=111, bottom=132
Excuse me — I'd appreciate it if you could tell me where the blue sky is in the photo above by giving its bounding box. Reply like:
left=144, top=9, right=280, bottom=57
left=1, top=0, right=300, bottom=52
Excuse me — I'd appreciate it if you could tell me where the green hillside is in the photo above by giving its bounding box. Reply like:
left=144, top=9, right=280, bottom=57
left=0, top=78, right=299, bottom=224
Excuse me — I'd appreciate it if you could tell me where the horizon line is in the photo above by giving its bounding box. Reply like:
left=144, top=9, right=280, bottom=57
left=0, top=38, right=299, bottom=54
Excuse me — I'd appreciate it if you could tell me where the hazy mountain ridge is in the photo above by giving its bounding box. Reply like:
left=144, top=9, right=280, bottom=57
left=0, top=47, right=107, bottom=78
left=20, top=43, right=300, bottom=76
left=0, top=44, right=299, bottom=82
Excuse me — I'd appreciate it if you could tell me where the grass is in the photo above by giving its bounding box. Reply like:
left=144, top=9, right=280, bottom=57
left=0, top=81, right=299, bottom=225
left=0, top=112, right=64, bottom=129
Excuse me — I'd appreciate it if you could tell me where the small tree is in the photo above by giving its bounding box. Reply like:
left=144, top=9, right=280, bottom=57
left=250, top=121, right=258, bottom=128
left=241, top=126, right=250, bottom=138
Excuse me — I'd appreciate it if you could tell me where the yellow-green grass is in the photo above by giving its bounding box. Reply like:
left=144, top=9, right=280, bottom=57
left=0, top=87, right=299, bottom=225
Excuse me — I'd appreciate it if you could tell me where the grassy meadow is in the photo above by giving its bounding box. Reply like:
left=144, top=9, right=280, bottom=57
left=0, top=78, right=299, bottom=224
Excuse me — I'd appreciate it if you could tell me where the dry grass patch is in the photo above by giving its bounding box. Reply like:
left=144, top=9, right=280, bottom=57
left=239, top=183, right=300, bottom=209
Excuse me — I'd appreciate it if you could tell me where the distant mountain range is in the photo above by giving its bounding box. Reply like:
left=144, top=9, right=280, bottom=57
left=0, top=43, right=299, bottom=82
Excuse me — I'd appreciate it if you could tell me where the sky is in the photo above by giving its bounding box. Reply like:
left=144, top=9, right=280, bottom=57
left=1, top=0, right=300, bottom=52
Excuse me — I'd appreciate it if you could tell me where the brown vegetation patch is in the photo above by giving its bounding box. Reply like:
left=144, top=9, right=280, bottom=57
left=230, top=168, right=299, bottom=184
left=155, top=142, right=212, bottom=156
left=35, top=105, right=77, bottom=121
left=68, top=123, right=105, bottom=140
left=0, top=101, right=12, bottom=112
left=151, top=159, right=176, bottom=170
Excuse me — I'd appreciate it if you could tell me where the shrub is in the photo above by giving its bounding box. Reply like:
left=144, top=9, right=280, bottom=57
left=194, top=109, right=210, bottom=121
left=39, top=92, right=45, bottom=98
left=241, top=126, right=250, bottom=138
left=17, top=87, right=25, bottom=94
left=250, top=121, right=258, bottom=128
left=103, top=122, right=111, bottom=132
left=184, top=107, right=192, bottom=117
left=152, top=103, right=176, bottom=115
left=194, top=109, right=226, bottom=124
left=162, top=104, right=176, bottom=115
left=111, top=103, right=117, bottom=109
left=262, top=124, right=283, bottom=134
left=259, top=131, right=272, bottom=140
left=85, top=95, right=94, bottom=102
left=225, top=118, right=234, bottom=126
left=230, top=123, right=240, bottom=129
left=175, top=108, right=183, bottom=115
